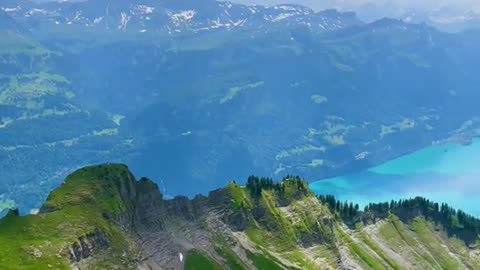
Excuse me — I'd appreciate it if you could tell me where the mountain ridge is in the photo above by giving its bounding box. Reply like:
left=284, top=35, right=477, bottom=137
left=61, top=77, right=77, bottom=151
left=1, top=163, right=480, bottom=269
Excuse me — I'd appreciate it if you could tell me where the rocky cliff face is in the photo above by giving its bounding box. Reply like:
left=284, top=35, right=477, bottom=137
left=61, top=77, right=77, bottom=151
left=1, top=164, right=480, bottom=270
left=67, top=231, right=110, bottom=263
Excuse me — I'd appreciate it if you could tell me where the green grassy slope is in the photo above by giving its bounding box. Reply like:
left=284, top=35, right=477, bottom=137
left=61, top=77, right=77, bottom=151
left=0, top=164, right=139, bottom=269
left=0, top=164, right=479, bottom=269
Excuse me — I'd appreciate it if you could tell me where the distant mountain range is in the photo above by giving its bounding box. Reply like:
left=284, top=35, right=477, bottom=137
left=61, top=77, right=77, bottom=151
left=5, top=0, right=480, bottom=32
left=0, top=0, right=362, bottom=34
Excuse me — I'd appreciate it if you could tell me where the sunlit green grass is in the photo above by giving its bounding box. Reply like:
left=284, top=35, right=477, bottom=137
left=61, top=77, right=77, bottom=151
left=184, top=250, right=223, bottom=270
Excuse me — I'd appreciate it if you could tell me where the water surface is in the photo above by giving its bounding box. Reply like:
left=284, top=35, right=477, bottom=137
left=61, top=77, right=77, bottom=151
left=310, top=139, right=480, bottom=215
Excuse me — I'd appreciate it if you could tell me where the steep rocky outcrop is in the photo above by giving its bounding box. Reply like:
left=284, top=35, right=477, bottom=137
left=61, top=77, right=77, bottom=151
left=68, top=231, right=110, bottom=263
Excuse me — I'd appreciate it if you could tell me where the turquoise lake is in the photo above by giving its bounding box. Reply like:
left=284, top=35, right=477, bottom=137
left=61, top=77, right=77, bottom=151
left=309, top=139, right=480, bottom=216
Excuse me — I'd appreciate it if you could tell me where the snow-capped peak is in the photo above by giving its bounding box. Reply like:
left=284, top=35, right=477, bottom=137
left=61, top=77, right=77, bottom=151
left=1, top=0, right=363, bottom=34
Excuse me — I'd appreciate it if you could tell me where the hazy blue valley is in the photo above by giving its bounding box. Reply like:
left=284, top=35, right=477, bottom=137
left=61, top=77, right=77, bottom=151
left=2, top=0, right=480, bottom=215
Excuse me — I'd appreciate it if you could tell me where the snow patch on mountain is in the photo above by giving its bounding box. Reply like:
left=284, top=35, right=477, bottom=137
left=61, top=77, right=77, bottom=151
left=93, top=16, right=103, bottom=24
left=248, top=6, right=258, bottom=14
left=134, top=5, right=155, bottom=15
left=170, top=10, right=196, bottom=25
left=1, top=7, right=21, bottom=13
left=27, top=8, right=48, bottom=15
left=272, top=13, right=295, bottom=22
left=119, top=12, right=131, bottom=30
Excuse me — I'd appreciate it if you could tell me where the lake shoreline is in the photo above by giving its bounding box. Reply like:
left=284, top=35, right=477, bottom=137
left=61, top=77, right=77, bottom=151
left=310, top=138, right=480, bottom=216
